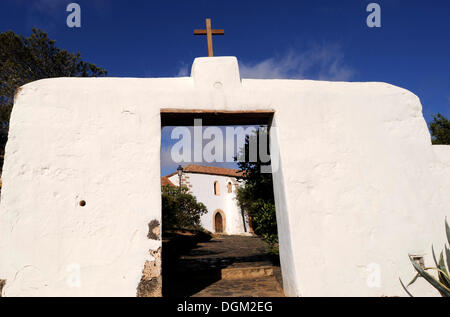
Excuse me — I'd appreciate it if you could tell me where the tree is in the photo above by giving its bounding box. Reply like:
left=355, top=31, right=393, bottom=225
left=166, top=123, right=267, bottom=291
left=162, top=185, right=208, bottom=232
left=235, top=127, right=278, bottom=246
left=430, top=113, right=450, bottom=145
left=0, top=29, right=107, bottom=165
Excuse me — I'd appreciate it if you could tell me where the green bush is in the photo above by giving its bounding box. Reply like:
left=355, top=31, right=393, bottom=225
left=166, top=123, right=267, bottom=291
left=246, top=199, right=278, bottom=245
left=161, top=185, right=208, bottom=232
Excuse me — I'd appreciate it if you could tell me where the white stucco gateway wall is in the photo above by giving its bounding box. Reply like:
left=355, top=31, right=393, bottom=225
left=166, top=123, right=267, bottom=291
left=0, top=57, right=449, bottom=297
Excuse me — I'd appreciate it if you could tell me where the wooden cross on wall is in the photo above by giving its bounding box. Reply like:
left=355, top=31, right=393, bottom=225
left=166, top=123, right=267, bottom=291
left=194, top=18, right=224, bottom=57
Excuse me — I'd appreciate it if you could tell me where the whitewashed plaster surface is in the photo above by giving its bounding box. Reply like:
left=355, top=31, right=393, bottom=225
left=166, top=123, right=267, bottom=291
left=0, top=57, right=449, bottom=297
left=168, top=172, right=247, bottom=234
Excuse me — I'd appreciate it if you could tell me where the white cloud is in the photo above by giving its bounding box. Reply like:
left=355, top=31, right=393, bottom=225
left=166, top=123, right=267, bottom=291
left=176, top=64, right=190, bottom=77
left=239, top=44, right=356, bottom=81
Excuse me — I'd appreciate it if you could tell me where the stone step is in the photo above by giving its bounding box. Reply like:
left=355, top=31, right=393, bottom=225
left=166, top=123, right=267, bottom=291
left=221, top=265, right=274, bottom=280
left=191, top=276, right=285, bottom=297
left=172, top=265, right=276, bottom=281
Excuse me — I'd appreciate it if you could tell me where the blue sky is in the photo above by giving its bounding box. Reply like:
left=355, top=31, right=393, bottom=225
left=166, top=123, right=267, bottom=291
left=161, top=125, right=260, bottom=176
left=1, top=0, right=449, bottom=175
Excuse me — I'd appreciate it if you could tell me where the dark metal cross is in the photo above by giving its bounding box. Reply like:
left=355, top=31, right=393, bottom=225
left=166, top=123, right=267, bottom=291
left=194, top=18, right=225, bottom=57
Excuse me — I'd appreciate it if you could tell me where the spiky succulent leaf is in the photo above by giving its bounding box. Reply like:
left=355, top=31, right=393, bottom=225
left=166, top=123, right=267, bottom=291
left=406, top=273, right=420, bottom=288
left=439, top=252, right=449, bottom=276
left=446, top=245, right=450, bottom=273
left=446, top=218, right=450, bottom=246
left=409, top=255, right=450, bottom=297
left=438, top=252, right=450, bottom=288
left=446, top=218, right=450, bottom=273
left=399, top=278, right=414, bottom=297
left=432, top=245, right=439, bottom=267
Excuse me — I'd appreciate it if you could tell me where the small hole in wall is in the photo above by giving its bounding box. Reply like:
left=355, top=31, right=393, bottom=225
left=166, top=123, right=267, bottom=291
left=79, top=200, right=86, bottom=207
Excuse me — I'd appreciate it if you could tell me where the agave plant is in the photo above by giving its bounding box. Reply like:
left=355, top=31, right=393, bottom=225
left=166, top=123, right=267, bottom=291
left=400, top=219, right=450, bottom=297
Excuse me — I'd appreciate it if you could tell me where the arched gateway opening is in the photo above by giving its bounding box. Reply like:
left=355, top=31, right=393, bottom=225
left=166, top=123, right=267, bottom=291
left=160, top=110, right=287, bottom=298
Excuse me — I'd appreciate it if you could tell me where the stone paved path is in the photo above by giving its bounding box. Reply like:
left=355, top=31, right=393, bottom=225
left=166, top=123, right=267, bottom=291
left=192, top=276, right=284, bottom=297
left=164, top=235, right=284, bottom=297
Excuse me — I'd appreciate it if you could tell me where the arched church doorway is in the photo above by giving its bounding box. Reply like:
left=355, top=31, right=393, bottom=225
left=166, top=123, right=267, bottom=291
left=214, top=210, right=225, bottom=233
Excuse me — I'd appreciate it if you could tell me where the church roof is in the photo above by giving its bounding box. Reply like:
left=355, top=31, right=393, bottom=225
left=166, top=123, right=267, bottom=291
left=161, top=176, right=176, bottom=187
left=166, top=164, right=244, bottom=178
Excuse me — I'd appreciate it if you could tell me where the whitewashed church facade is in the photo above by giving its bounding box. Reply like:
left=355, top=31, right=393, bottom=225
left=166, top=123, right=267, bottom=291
left=163, top=164, right=250, bottom=235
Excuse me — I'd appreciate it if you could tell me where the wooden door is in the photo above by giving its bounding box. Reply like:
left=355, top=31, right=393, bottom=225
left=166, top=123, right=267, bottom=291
left=215, top=212, right=223, bottom=233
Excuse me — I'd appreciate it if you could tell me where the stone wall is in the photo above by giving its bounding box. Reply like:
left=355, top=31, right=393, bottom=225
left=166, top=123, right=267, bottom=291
left=137, top=248, right=162, bottom=297
left=137, top=220, right=162, bottom=297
